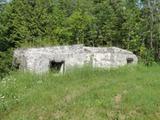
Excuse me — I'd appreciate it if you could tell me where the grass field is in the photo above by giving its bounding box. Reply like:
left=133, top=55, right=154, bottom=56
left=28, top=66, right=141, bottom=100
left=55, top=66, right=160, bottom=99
left=0, top=65, right=160, bottom=120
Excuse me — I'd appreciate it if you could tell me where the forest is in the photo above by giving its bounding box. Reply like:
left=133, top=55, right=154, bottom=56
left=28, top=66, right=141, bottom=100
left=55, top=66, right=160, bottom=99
left=0, top=0, right=160, bottom=77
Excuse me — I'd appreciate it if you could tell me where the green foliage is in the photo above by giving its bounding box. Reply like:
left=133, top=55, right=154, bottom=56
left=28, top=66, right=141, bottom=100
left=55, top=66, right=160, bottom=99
left=91, top=0, right=118, bottom=46
left=121, top=2, right=142, bottom=51
left=0, top=0, right=7, bottom=11
left=65, top=10, right=94, bottom=44
left=1, top=0, right=160, bottom=77
left=0, top=0, right=67, bottom=49
left=0, top=50, right=13, bottom=78
left=140, top=47, right=155, bottom=66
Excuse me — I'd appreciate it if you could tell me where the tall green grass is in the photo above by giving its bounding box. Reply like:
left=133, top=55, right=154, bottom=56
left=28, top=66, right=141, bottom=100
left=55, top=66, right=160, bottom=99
left=0, top=65, right=160, bottom=120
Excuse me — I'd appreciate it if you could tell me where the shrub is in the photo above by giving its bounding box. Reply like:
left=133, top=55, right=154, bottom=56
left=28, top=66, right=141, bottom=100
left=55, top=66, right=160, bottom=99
left=0, top=50, right=13, bottom=79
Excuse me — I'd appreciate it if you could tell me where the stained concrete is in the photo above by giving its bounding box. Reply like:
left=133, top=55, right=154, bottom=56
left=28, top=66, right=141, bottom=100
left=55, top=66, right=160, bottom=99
left=13, top=44, right=138, bottom=73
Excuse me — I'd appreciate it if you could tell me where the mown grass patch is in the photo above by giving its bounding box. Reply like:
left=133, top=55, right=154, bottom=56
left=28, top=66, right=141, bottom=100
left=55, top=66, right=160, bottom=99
left=0, top=65, right=160, bottom=120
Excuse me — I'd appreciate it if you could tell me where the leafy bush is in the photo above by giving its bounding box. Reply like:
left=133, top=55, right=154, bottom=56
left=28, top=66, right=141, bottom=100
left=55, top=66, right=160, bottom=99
left=0, top=50, right=13, bottom=78
left=140, top=46, right=155, bottom=66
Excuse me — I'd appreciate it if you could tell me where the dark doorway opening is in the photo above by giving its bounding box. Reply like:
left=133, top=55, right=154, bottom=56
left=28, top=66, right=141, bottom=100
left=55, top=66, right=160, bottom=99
left=127, top=58, right=134, bottom=64
left=49, top=60, right=65, bottom=73
left=14, top=63, right=20, bottom=69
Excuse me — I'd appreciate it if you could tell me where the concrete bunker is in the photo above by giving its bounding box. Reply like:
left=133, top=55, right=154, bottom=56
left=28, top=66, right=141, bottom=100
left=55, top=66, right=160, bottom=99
left=13, top=45, right=138, bottom=73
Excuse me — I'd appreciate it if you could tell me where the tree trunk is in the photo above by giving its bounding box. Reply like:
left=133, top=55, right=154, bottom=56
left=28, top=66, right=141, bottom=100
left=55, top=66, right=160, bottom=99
left=148, top=0, right=154, bottom=49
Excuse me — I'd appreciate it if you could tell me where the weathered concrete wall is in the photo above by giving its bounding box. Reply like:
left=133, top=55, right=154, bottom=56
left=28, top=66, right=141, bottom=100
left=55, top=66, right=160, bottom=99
left=13, top=45, right=138, bottom=73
